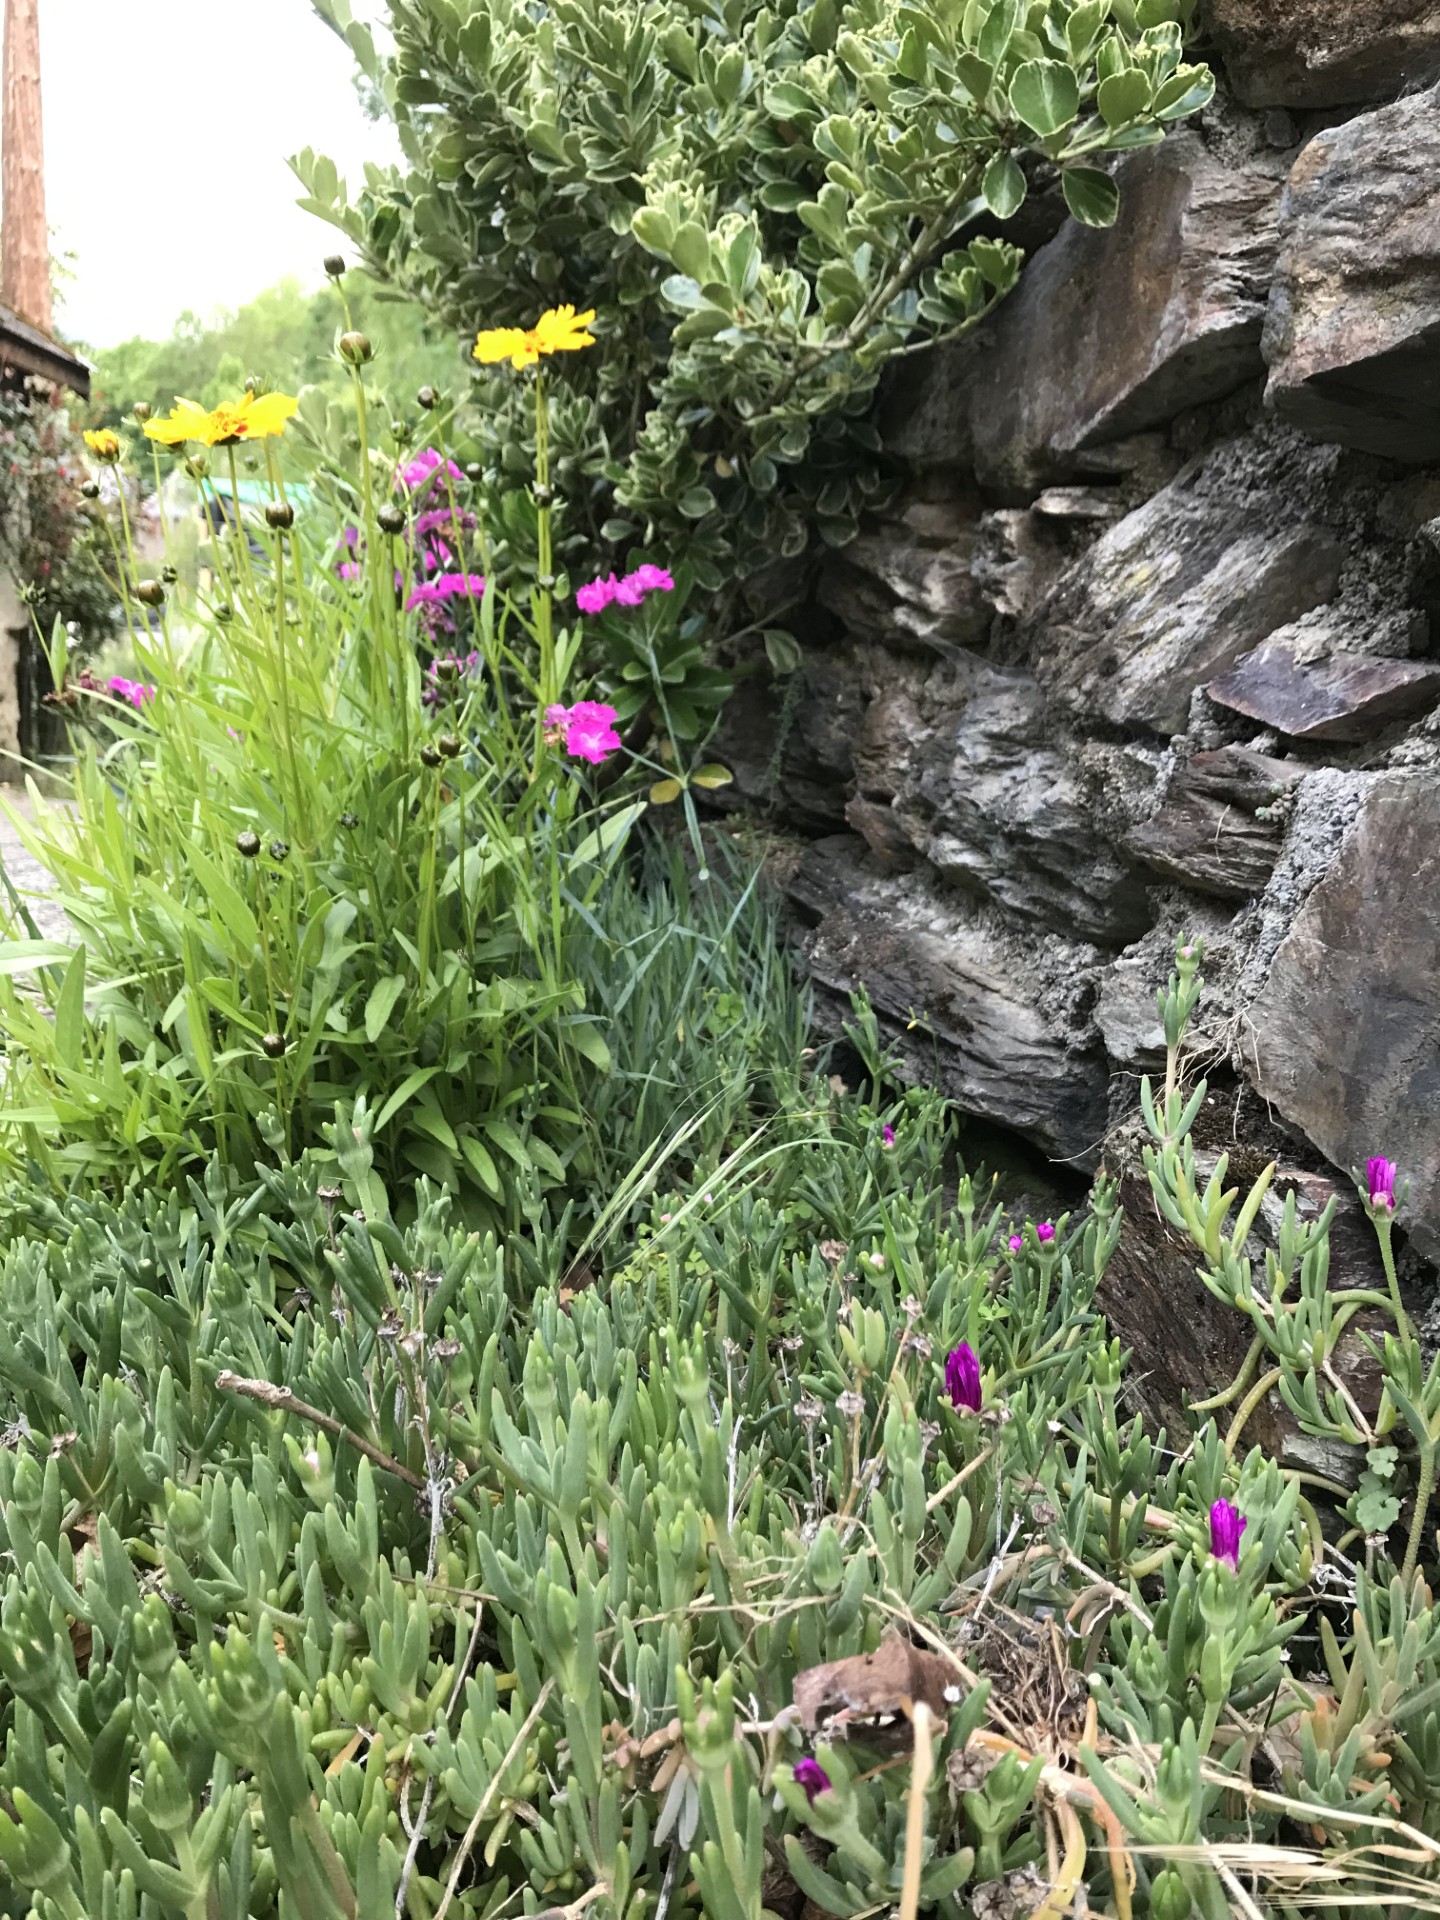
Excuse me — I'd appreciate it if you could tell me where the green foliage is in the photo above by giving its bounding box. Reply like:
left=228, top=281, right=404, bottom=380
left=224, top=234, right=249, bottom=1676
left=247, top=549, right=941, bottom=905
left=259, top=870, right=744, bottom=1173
left=0, top=991, right=1432, bottom=1919
left=298, top=0, right=1213, bottom=597
left=83, top=275, right=461, bottom=438
left=7, top=346, right=658, bottom=1228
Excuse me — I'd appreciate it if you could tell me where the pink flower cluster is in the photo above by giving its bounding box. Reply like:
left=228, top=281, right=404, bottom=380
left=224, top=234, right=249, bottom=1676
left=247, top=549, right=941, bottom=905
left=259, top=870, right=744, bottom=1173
left=575, top=564, right=675, bottom=616
left=544, top=700, right=622, bottom=766
left=107, top=676, right=154, bottom=708
left=399, top=449, right=465, bottom=497
left=405, top=573, right=486, bottom=611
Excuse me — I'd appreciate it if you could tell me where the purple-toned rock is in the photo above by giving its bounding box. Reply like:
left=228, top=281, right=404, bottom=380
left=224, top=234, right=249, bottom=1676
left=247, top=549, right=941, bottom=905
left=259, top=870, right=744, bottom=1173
left=1203, top=0, right=1440, bottom=108
left=1209, top=645, right=1440, bottom=740
left=1263, top=90, right=1440, bottom=463
left=1249, top=775, right=1440, bottom=1261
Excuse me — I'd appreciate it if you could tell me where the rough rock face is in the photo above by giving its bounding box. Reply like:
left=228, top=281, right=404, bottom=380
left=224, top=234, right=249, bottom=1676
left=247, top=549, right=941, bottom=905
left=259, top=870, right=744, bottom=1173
left=1203, top=0, right=1440, bottom=107
left=1033, top=476, right=1343, bottom=733
left=967, top=136, right=1283, bottom=498
left=736, top=24, right=1440, bottom=1326
left=1250, top=777, right=1440, bottom=1260
left=1263, top=89, right=1440, bottom=463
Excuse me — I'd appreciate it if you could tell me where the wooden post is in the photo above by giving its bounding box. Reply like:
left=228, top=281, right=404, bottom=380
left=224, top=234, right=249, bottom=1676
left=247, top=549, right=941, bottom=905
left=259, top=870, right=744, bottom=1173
left=1, top=0, right=51, bottom=335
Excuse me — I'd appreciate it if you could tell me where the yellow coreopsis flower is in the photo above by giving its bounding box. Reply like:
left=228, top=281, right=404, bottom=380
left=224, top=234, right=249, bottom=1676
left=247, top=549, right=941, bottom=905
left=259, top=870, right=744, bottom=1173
left=473, top=305, right=596, bottom=371
left=144, top=390, right=299, bottom=448
left=83, top=428, right=121, bottom=463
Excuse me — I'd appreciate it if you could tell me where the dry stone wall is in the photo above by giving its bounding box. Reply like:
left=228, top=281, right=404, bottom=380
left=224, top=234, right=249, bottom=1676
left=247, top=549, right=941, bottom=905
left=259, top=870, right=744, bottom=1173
left=715, top=20, right=1440, bottom=1440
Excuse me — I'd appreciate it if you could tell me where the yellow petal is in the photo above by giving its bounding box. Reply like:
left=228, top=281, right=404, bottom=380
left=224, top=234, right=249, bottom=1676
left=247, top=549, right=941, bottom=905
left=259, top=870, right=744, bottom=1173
left=144, top=398, right=214, bottom=445
left=239, top=391, right=299, bottom=438
left=473, top=326, right=532, bottom=367
left=533, top=305, right=596, bottom=354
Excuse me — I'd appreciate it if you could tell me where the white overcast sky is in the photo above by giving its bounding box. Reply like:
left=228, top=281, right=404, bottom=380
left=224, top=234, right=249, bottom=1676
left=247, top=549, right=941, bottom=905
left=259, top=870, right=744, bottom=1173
left=38, top=0, right=398, bottom=349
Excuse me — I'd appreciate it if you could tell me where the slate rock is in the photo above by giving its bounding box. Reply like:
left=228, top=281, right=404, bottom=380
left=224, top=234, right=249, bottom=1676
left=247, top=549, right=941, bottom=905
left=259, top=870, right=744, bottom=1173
left=1249, top=774, right=1440, bottom=1260
left=1125, top=747, right=1305, bottom=898
left=1208, top=644, right=1440, bottom=740
left=1263, top=90, right=1440, bottom=463
left=1036, top=475, right=1344, bottom=735
left=966, top=136, right=1282, bottom=498
left=802, top=896, right=1110, bottom=1162
left=899, top=663, right=1156, bottom=942
left=712, top=653, right=864, bottom=830
left=1203, top=0, right=1440, bottom=107
left=818, top=526, right=992, bottom=653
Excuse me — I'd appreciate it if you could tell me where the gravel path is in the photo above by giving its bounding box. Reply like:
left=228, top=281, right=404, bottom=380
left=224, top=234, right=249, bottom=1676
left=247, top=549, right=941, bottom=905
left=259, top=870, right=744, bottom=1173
left=0, top=786, right=73, bottom=942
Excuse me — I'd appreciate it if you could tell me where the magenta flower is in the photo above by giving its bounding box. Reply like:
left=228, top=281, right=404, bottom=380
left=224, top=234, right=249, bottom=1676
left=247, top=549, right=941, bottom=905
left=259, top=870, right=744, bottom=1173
left=1367, top=1157, right=1398, bottom=1212
left=1209, top=1498, right=1246, bottom=1570
left=793, top=1757, right=831, bottom=1803
left=400, top=449, right=464, bottom=495
left=546, top=700, right=622, bottom=766
left=1007, top=1233, right=1023, bottom=1254
left=944, top=1342, right=981, bottom=1413
left=881, top=1123, right=895, bottom=1149
left=107, top=676, right=154, bottom=708
left=575, top=575, right=617, bottom=615
left=405, top=573, right=486, bottom=610
left=629, top=563, right=675, bottom=594
left=1036, top=1222, right=1056, bottom=1244
left=574, top=564, right=675, bottom=615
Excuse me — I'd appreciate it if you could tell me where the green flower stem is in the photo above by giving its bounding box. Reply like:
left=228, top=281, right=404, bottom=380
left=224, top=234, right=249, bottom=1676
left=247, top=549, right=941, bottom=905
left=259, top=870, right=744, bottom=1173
left=533, top=370, right=557, bottom=719
left=269, top=528, right=307, bottom=844
left=1224, top=1366, right=1283, bottom=1458
left=344, top=356, right=408, bottom=769
left=1402, top=1439, right=1437, bottom=1587
left=224, top=446, right=263, bottom=612
left=1374, top=1213, right=1412, bottom=1345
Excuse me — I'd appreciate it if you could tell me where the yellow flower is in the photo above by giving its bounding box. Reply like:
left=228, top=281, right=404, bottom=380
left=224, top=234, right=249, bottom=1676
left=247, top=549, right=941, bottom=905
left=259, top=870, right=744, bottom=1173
left=83, top=428, right=121, bottom=462
left=473, top=305, right=596, bottom=371
left=144, top=390, right=299, bottom=448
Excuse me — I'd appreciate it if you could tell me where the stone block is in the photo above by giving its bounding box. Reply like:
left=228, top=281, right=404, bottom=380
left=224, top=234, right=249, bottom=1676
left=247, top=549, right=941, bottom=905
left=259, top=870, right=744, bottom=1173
left=1125, top=747, right=1304, bottom=898
left=1263, top=89, right=1440, bottom=462
left=1037, top=477, right=1344, bottom=735
left=1203, top=0, right=1440, bottom=108
left=818, top=526, right=991, bottom=653
left=1249, top=774, right=1440, bottom=1260
left=966, top=136, right=1282, bottom=498
left=1208, top=644, right=1440, bottom=740
left=902, top=665, right=1156, bottom=942
left=803, top=897, right=1110, bottom=1162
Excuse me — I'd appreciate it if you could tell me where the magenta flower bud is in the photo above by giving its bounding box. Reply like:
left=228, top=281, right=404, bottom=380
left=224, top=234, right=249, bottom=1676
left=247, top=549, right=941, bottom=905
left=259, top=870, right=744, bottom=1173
left=1036, top=1221, right=1056, bottom=1244
left=793, top=1757, right=831, bottom=1803
left=944, top=1342, right=981, bottom=1412
left=1007, top=1233, right=1023, bottom=1254
left=1209, top=1498, right=1246, bottom=1570
left=1367, top=1156, right=1398, bottom=1212
left=882, top=1123, right=895, bottom=1148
